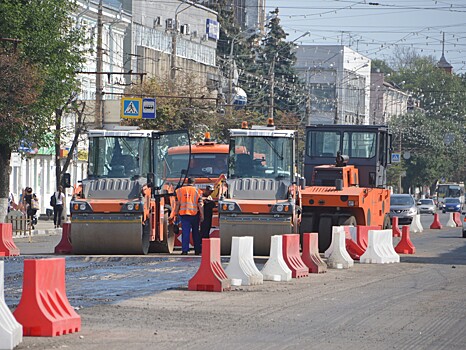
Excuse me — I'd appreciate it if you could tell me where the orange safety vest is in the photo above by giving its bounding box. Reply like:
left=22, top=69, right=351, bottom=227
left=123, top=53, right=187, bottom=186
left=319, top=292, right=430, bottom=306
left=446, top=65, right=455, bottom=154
left=176, top=185, right=200, bottom=216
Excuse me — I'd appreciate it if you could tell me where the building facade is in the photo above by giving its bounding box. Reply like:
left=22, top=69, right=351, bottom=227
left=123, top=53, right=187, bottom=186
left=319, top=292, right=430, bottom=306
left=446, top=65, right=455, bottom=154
left=369, top=72, right=410, bottom=125
left=294, top=45, right=371, bottom=125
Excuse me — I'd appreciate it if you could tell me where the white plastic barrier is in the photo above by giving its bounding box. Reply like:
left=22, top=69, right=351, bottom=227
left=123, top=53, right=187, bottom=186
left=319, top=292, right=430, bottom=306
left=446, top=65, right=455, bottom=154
left=324, top=227, right=336, bottom=258
left=360, top=229, right=400, bottom=264
left=0, top=261, right=23, bottom=350
left=410, top=214, right=423, bottom=233
left=446, top=213, right=456, bottom=228
left=261, top=235, right=292, bottom=282
left=327, top=227, right=354, bottom=269
left=225, top=237, right=263, bottom=286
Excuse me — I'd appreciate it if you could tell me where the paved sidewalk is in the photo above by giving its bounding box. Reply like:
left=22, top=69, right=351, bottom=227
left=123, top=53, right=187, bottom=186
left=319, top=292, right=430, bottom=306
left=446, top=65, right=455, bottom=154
left=11, top=218, right=63, bottom=239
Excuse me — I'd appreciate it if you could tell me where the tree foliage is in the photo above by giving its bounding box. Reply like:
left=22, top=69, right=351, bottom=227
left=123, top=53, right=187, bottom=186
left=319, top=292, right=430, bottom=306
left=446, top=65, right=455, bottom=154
left=0, top=0, right=88, bottom=215
left=386, top=54, right=466, bottom=192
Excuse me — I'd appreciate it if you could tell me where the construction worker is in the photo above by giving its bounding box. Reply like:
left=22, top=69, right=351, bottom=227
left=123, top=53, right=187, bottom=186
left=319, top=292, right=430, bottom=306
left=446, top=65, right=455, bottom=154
left=200, top=185, right=215, bottom=239
left=174, top=177, right=204, bottom=255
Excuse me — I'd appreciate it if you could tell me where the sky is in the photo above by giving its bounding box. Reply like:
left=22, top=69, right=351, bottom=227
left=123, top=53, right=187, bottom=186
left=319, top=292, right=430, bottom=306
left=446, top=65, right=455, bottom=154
left=266, top=0, right=466, bottom=74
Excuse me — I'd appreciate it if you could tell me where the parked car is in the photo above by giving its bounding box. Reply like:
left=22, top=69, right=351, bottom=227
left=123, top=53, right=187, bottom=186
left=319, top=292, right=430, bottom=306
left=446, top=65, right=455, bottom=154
left=417, top=198, right=436, bottom=215
left=390, top=194, right=418, bottom=225
left=442, top=197, right=462, bottom=213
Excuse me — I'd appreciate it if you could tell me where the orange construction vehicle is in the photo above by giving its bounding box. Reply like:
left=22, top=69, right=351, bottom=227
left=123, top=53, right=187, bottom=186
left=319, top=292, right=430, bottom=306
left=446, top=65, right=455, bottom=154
left=218, top=119, right=302, bottom=256
left=300, top=124, right=392, bottom=252
left=68, top=128, right=191, bottom=255
left=165, top=132, right=228, bottom=193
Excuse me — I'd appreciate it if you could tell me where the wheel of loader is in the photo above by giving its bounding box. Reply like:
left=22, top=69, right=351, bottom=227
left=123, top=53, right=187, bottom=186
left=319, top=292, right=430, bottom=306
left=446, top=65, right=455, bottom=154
left=149, top=211, right=175, bottom=253
left=383, top=214, right=391, bottom=229
left=318, top=215, right=333, bottom=253
left=337, top=215, right=357, bottom=227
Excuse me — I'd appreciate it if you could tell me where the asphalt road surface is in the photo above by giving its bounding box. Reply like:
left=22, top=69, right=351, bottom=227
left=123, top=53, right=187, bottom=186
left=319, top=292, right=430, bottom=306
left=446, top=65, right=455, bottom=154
left=3, top=213, right=466, bottom=350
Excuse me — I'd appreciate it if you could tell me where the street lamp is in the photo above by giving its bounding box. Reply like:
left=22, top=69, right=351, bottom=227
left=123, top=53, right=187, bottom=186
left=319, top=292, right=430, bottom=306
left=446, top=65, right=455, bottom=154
left=268, top=31, right=310, bottom=119
left=227, top=28, right=258, bottom=109
left=170, top=1, right=195, bottom=82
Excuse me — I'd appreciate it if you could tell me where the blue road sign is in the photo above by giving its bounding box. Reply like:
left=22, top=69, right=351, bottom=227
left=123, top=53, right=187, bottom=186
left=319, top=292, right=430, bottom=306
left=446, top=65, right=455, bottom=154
left=391, top=153, right=401, bottom=163
left=121, top=98, right=142, bottom=119
left=142, top=98, right=156, bottom=119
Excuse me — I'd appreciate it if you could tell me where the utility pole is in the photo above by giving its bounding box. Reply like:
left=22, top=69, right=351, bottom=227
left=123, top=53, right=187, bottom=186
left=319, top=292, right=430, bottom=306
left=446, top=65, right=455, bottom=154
left=95, top=0, right=103, bottom=128
left=268, top=31, right=309, bottom=120
left=268, top=56, right=276, bottom=119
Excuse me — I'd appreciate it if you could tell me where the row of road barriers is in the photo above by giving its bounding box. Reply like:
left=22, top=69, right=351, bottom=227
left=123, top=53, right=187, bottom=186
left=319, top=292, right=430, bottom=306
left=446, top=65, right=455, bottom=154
left=188, top=223, right=416, bottom=292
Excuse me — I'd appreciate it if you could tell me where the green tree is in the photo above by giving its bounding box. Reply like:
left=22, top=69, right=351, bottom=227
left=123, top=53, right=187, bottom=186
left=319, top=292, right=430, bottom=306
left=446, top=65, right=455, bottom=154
left=241, top=8, right=306, bottom=128
left=0, top=0, right=88, bottom=219
left=0, top=49, right=44, bottom=216
left=387, top=56, right=466, bottom=192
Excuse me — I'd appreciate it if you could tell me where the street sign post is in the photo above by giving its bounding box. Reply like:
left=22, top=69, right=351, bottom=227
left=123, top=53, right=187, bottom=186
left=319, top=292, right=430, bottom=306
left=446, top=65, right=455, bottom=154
left=391, top=153, right=401, bottom=163
left=121, top=98, right=142, bottom=119
left=142, top=98, right=156, bottom=119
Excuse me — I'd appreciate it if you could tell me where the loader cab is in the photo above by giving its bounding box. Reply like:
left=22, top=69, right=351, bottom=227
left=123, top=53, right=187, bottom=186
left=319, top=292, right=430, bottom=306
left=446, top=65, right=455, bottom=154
left=304, top=124, right=391, bottom=188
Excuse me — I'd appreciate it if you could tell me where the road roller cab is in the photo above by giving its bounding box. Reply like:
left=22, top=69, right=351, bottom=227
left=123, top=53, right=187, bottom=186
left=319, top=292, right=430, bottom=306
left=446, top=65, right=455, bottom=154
left=300, top=124, right=392, bottom=252
left=218, top=119, right=302, bottom=256
left=69, top=128, right=190, bottom=255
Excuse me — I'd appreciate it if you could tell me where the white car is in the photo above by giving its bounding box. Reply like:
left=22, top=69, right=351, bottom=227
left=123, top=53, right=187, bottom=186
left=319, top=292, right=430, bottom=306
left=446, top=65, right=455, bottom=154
left=417, top=198, right=436, bottom=215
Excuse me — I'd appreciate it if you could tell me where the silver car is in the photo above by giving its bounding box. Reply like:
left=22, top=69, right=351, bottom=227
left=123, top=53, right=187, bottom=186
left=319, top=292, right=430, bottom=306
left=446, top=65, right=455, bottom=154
left=417, top=198, right=436, bottom=215
left=390, top=194, right=418, bottom=225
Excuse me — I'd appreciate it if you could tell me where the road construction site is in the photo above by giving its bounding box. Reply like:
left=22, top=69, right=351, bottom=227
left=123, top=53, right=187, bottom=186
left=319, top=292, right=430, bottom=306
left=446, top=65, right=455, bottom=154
left=2, top=213, right=466, bottom=350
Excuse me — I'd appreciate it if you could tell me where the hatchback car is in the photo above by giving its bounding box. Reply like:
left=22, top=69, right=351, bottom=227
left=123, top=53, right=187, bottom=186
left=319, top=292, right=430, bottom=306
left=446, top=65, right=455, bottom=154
left=390, top=194, right=418, bottom=225
left=442, top=197, right=462, bottom=213
left=417, top=198, right=436, bottom=215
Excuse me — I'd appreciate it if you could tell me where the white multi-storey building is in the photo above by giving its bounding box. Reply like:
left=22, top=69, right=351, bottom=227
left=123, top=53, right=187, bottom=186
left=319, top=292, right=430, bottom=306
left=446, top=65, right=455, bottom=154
left=295, top=45, right=371, bottom=125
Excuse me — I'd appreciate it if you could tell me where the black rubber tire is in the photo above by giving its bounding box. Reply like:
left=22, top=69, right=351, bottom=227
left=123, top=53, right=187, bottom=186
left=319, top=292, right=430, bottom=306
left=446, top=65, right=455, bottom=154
left=463, top=230, right=466, bottom=238
left=337, top=215, right=357, bottom=227
left=318, top=215, right=333, bottom=253
left=382, top=214, right=391, bottom=229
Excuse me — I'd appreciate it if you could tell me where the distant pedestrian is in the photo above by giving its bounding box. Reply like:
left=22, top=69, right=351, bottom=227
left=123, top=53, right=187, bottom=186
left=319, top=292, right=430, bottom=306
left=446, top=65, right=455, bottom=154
left=200, top=185, right=215, bottom=239
left=8, top=192, right=15, bottom=212
left=174, top=177, right=204, bottom=255
left=23, top=187, right=38, bottom=229
left=52, top=186, right=65, bottom=228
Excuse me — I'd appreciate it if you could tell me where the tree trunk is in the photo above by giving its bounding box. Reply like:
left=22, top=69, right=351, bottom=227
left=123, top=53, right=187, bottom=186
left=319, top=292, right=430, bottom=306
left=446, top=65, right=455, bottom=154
left=0, top=143, right=11, bottom=223
left=55, top=108, right=62, bottom=190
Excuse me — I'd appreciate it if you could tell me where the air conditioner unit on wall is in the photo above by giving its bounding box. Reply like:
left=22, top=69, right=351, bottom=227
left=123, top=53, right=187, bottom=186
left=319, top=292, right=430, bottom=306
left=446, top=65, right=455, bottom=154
left=166, top=18, right=175, bottom=30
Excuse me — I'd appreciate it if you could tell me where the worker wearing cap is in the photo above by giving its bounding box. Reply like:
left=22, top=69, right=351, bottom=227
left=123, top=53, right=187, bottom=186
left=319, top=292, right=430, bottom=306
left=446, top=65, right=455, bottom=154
left=200, top=185, right=216, bottom=240
left=174, top=177, right=204, bottom=255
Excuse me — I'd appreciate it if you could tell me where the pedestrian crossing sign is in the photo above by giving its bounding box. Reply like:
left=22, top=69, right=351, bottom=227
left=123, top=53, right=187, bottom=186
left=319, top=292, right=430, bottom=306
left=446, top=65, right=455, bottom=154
left=121, top=98, right=142, bottom=119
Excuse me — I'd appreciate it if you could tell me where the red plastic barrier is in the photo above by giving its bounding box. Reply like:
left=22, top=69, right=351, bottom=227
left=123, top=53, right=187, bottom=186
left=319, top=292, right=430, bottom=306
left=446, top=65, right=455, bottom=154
left=13, top=258, right=81, bottom=337
left=188, top=238, right=231, bottom=292
left=356, top=226, right=380, bottom=251
left=0, top=223, right=20, bottom=256
left=430, top=213, right=442, bottom=229
left=54, top=223, right=72, bottom=254
left=392, top=217, right=401, bottom=237
left=395, top=226, right=416, bottom=254
left=453, top=212, right=462, bottom=227
left=342, top=226, right=364, bottom=260
left=282, top=234, right=309, bottom=278
left=301, top=232, right=327, bottom=273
